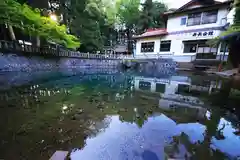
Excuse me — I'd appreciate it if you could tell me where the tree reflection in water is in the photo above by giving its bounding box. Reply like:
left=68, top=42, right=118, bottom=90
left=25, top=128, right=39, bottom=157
left=0, top=73, right=240, bottom=159
left=163, top=78, right=240, bottom=160
left=164, top=111, right=228, bottom=160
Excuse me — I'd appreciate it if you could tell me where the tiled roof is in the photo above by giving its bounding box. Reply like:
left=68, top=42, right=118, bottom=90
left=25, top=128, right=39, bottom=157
left=176, top=0, right=221, bottom=12
left=133, top=29, right=167, bottom=39
left=164, top=0, right=232, bottom=16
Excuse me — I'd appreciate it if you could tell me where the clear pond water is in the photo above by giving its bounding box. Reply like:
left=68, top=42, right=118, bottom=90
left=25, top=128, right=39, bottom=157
left=0, top=70, right=240, bottom=160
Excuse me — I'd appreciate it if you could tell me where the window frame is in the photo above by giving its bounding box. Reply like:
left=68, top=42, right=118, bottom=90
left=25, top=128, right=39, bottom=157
left=183, top=42, right=198, bottom=53
left=180, top=17, right=187, bottom=25
left=187, top=12, right=202, bottom=26
left=160, top=40, right=171, bottom=52
left=187, top=10, right=218, bottom=26
left=141, top=42, right=155, bottom=53
left=183, top=40, right=217, bottom=54
left=201, top=10, right=218, bottom=24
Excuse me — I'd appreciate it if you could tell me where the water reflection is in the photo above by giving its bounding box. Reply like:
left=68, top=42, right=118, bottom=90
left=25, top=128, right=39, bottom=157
left=0, top=72, right=239, bottom=159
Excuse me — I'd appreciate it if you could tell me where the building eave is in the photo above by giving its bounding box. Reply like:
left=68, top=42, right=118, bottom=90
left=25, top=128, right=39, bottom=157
left=133, top=26, right=226, bottom=40
left=176, top=0, right=222, bottom=12
left=133, top=33, right=168, bottom=39
left=164, top=1, right=233, bottom=17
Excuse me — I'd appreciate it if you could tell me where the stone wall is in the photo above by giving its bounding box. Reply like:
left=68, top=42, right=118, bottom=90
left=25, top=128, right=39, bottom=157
left=0, top=53, right=178, bottom=89
left=0, top=53, right=120, bottom=72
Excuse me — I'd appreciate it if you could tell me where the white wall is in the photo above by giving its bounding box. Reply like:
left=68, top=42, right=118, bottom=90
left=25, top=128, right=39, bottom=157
left=135, top=29, right=222, bottom=60
left=135, top=31, right=226, bottom=62
left=165, top=30, right=222, bottom=55
left=135, top=8, right=230, bottom=62
left=166, top=8, right=229, bottom=32
left=227, top=8, right=235, bottom=25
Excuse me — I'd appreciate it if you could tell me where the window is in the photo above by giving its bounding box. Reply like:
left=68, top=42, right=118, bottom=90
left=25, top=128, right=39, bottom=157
left=187, top=13, right=201, bottom=26
left=202, top=10, right=218, bottom=24
left=181, top=17, right=187, bottom=25
left=139, top=81, right=151, bottom=90
left=156, top=83, right=166, bottom=93
left=184, top=43, right=197, bottom=53
left=141, top=42, right=154, bottom=52
left=197, top=46, right=217, bottom=53
left=187, top=10, right=218, bottom=26
left=160, top=40, right=171, bottom=52
left=177, top=84, right=190, bottom=94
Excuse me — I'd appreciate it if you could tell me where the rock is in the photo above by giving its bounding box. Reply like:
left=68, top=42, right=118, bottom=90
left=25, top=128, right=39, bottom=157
left=96, top=103, right=104, bottom=108
left=77, top=109, right=83, bottom=114
left=71, top=116, right=76, bottom=120
left=119, top=108, right=127, bottom=112
left=88, top=97, right=94, bottom=103
left=72, top=114, right=82, bottom=120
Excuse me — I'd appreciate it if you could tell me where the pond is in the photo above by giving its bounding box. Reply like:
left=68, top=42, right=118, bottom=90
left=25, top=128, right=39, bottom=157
left=0, top=70, right=240, bottom=160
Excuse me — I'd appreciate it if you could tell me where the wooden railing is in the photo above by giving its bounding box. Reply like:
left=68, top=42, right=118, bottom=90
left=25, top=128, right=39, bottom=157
left=0, top=40, right=134, bottom=60
left=195, top=53, right=217, bottom=60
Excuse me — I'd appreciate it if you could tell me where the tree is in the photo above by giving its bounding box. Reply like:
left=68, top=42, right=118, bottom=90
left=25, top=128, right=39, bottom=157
left=117, top=0, right=140, bottom=30
left=68, top=0, right=102, bottom=52
left=57, top=0, right=116, bottom=52
left=138, top=0, right=167, bottom=33
left=116, top=0, right=167, bottom=53
left=152, top=2, right=168, bottom=29
left=138, top=0, right=154, bottom=32
left=234, top=0, right=240, bottom=25
left=0, top=0, right=80, bottom=49
left=116, top=0, right=140, bottom=53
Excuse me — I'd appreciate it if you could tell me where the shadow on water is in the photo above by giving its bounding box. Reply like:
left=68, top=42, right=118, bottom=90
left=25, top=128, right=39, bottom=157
left=0, top=69, right=239, bottom=159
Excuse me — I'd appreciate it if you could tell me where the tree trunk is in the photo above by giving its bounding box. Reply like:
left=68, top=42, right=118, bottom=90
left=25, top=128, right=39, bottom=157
left=36, top=36, right=40, bottom=47
left=7, top=24, right=16, bottom=41
left=126, top=28, right=132, bottom=55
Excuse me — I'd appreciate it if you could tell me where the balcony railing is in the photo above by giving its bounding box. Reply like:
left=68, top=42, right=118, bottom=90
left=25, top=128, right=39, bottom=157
left=195, top=53, right=217, bottom=60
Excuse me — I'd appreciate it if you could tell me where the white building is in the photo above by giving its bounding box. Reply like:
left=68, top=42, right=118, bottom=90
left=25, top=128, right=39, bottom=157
left=133, top=0, right=233, bottom=62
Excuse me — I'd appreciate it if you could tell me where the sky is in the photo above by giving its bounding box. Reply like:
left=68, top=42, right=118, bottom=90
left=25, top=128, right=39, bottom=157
left=158, top=0, right=226, bottom=9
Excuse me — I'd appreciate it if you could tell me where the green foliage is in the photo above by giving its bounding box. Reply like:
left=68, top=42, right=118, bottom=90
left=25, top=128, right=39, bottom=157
left=139, top=0, right=154, bottom=32
left=116, top=0, right=141, bottom=29
left=115, top=0, right=167, bottom=53
left=44, top=0, right=167, bottom=52
left=234, top=0, right=240, bottom=25
left=101, top=0, right=118, bottom=25
left=152, top=2, right=168, bottom=28
left=69, top=0, right=103, bottom=52
left=116, top=0, right=167, bottom=33
left=138, top=0, right=167, bottom=33
left=0, top=0, right=80, bottom=49
left=46, top=0, right=118, bottom=52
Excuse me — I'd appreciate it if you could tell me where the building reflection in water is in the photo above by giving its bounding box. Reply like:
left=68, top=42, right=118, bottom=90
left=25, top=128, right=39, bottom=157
left=134, top=75, right=222, bottom=96
left=132, top=75, right=240, bottom=159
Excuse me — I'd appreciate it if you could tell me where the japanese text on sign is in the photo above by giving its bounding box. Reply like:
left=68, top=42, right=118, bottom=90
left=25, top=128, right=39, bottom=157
left=192, top=31, right=213, bottom=37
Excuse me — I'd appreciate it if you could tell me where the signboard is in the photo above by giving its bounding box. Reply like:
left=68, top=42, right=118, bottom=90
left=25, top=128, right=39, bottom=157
left=192, top=31, right=214, bottom=37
